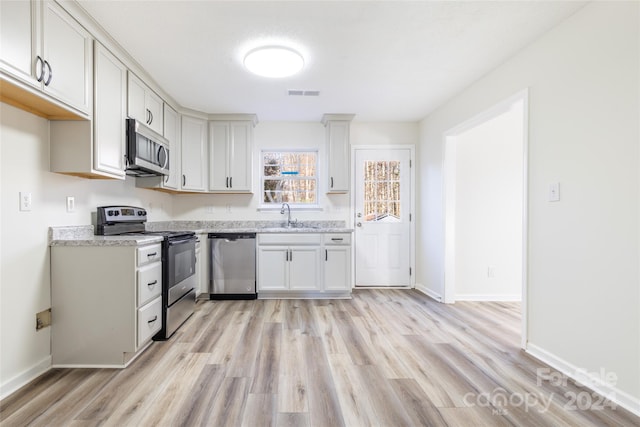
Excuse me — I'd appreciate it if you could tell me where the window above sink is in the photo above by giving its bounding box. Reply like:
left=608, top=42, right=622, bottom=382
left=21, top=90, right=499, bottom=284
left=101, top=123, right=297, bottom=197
left=261, top=150, right=318, bottom=208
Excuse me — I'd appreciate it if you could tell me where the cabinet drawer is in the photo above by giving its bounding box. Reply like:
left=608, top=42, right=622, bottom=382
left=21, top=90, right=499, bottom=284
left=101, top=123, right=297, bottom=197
left=258, top=233, right=321, bottom=245
left=323, top=233, right=351, bottom=245
left=137, top=296, right=161, bottom=347
left=137, top=244, right=162, bottom=267
left=138, top=262, right=162, bottom=306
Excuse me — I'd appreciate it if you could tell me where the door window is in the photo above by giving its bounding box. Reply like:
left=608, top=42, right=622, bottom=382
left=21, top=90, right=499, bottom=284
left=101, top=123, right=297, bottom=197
left=363, top=160, right=401, bottom=222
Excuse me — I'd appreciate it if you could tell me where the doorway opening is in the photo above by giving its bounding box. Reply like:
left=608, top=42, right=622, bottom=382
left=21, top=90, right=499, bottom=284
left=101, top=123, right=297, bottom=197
left=443, top=90, right=528, bottom=348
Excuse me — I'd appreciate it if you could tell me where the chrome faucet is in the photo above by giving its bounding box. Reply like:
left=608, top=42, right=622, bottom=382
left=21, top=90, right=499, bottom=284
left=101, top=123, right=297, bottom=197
left=280, top=203, right=294, bottom=227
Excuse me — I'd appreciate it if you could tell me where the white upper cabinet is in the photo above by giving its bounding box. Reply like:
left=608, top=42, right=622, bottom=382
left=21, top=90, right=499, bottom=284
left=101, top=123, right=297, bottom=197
left=162, top=104, right=181, bottom=190
left=0, top=0, right=93, bottom=116
left=127, top=72, right=163, bottom=135
left=208, top=116, right=257, bottom=193
left=92, top=41, right=126, bottom=178
left=322, top=114, right=354, bottom=193
left=181, top=114, right=208, bottom=192
left=0, top=0, right=37, bottom=84
left=49, top=41, right=126, bottom=179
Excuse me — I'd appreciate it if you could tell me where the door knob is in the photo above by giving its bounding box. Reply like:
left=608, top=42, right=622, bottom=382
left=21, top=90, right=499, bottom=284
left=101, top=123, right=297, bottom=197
left=357, top=222, right=362, bottom=227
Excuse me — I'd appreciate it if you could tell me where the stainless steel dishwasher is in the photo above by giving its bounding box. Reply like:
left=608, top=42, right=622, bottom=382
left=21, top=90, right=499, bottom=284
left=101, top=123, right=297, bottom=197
left=208, top=233, right=257, bottom=300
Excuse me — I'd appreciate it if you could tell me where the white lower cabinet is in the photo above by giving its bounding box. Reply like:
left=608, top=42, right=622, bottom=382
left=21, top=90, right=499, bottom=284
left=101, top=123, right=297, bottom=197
left=323, top=233, right=352, bottom=292
left=257, top=233, right=351, bottom=298
left=51, top=242, right=162, bottom=367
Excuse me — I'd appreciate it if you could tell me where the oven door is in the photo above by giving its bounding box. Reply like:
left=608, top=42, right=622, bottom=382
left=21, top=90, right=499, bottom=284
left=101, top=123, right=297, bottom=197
left=167, top=236, right=197, bottom=306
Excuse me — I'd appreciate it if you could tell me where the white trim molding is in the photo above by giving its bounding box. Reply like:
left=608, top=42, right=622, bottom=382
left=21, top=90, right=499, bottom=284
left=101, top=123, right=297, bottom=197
left=455, top=294, right=522, bottom=302
left=527, top=343, right=640, bottom=417
left=0, top=356, right=51, bottom=401
left=414, top=283, right=443, bottom=302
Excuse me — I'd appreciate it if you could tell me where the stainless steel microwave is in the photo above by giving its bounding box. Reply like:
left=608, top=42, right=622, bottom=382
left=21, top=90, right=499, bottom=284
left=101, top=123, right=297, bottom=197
left=126, top=118, right=169, bottom=177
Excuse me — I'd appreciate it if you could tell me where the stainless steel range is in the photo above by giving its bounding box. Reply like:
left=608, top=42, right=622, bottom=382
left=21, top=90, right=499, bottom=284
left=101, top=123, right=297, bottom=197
left=96, top=206, right=196, bottom=340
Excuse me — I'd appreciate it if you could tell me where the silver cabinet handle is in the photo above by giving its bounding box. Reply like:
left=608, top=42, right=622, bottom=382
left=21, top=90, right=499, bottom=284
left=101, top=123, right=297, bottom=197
left=183, top=175, right=186, bottom=186
left=35, top=56, right=44, bottom=82
left=331, top=238, right=343, bottom=241
left=229, top=177, right=232, bottom=188
left=325, top=249, right=328, bottom=261
left=147, top=315, right=158, bottom=324
left=147, top=280, right=158, bottom=287
left=43, top=60, right=52, bottom=86
left=330, top=177, right=334, bottom=188
left=226, top=177, right=229, bottom=188
left=147, top=252, right=157, bottom=257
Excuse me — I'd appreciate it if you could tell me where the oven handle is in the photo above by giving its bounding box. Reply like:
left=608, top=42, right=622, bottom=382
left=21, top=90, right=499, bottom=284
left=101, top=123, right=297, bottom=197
left=168, top=236, right=197, bottom=246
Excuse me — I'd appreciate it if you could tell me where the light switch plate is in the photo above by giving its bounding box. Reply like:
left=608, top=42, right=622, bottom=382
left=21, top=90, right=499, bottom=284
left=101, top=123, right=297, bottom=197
left=549, top=182, right=560, bottom=202
left=66, top=196, right=75, bottom=212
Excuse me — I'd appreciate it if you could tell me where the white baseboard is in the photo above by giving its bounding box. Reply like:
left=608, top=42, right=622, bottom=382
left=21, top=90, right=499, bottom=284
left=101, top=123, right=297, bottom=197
left=526, top=342, right=640, bottom=417
left=414, top=283, right=443, bottom=302
left=454, top=293, right=522, bottom=302
left=0, top=356, right=51, bottom=401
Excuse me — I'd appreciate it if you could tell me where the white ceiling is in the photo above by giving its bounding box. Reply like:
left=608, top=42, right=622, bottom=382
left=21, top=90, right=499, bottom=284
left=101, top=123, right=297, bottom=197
left=77, top=0, right=586, bottom=122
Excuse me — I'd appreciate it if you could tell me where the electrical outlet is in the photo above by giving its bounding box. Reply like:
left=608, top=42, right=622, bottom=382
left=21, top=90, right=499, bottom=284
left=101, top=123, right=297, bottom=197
left=488, top=266, right=496, bottom=278
left=66, top=196, right=75, bottom=212
left=19, top=192, right=32, bottom=211
left=36, top=308, right=51, bottom=330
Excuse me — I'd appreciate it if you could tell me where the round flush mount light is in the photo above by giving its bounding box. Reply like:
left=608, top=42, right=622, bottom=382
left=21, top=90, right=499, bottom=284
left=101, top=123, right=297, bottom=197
left=243, top=46, right=304, bottom=78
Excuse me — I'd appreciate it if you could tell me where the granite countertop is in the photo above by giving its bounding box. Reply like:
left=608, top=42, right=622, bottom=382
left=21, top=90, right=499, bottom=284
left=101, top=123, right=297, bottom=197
left=147, top=220, right=353, bottom=235
left=49, top=221, right=353, bottom=247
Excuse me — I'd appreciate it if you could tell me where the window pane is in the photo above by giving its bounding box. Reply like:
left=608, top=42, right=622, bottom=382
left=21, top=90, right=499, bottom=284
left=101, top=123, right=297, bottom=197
left=363, top=160, right=401, bottom=222
left=262, top=151, right=317, bottom=204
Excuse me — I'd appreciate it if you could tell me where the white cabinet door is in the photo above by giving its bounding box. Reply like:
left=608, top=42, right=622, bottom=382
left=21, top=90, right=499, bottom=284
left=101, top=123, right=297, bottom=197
left=181, top=115, right=208, bottom=191
left=0, top=0, right=39, bottom=86
left=145, top=90, right=163, bottom=135
left=209, top=121, right=229, bottom=191
left=257, top=246, right=288, bottom=291
left=289, top=247, right=320, bottom=291
left=127, top=72, right=146, bottom=121
left=42, top=0, right=92, bottom=115
left=229, top=121, right=253, bottom=192
left=127, top=72, right=163, bottom=134
left=324, top=246, right=351, bottom=291
left=326, top=120, right=350, bottom=193
left=163, top=104, right=180, bottom=190
left=93, top=41, right=126, bottom=178
left=208, top=121, right=253, bottom=192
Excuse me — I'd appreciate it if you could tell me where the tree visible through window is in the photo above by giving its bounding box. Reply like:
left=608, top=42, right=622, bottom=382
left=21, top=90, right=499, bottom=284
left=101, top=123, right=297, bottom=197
left=363, top=160, right=401, bottom=222
left=263, top=151, right=318, bottom=204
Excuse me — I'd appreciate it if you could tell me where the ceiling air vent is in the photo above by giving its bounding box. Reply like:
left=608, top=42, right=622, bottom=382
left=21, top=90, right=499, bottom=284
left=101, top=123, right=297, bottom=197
left=288, top=90, right=320, bottom=97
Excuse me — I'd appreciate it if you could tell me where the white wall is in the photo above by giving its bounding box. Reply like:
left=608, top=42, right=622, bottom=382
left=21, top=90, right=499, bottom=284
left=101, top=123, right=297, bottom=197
left=0, top=103, right=173, bottom=398
left=418, top=1, right=639, bottom=406
left=452, top=102, right=523, bottom=300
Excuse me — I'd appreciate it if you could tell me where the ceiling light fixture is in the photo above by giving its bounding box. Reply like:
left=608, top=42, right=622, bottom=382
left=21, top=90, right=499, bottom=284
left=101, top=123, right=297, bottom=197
left=244, top=46, right=304, bottom=78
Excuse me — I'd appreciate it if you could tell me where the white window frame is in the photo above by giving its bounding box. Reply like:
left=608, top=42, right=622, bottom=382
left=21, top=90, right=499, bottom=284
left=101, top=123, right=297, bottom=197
left=259, top=149, right=320, bottom=210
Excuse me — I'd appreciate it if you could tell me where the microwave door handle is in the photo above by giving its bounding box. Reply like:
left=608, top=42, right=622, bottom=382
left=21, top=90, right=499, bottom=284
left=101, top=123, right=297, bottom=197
left=158, top=145, right=169, bottom=169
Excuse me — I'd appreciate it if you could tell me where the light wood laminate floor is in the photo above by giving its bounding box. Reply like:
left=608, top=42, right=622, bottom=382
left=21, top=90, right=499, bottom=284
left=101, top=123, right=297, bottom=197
left=1, top=289, right=638, bottom=426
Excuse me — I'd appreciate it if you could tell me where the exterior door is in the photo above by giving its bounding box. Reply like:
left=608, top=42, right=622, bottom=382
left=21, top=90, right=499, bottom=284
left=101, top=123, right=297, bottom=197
left=354, top=149, right=411, bottom=286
